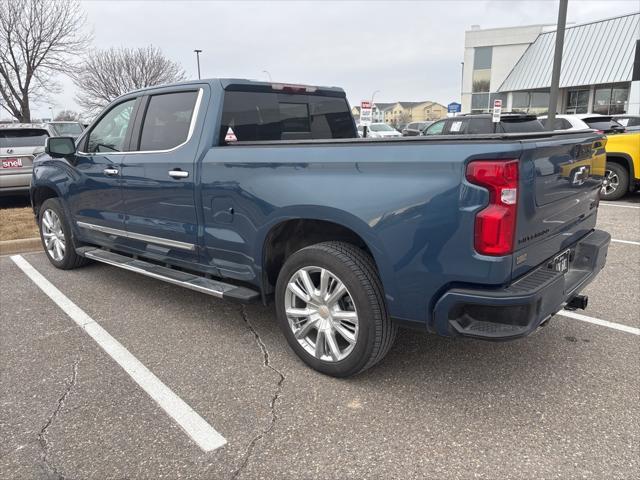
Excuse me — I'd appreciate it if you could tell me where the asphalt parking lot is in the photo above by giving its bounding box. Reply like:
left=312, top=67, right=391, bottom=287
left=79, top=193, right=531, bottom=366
left=1, top=197, right=638, bottom=480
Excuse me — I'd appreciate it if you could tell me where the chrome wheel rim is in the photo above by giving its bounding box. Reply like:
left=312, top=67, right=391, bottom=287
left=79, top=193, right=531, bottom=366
left=284, top=266, right=359, bottom=362
left=41, top=209, right=66, bottom=261
left=601, top=169, right=619, bottom=196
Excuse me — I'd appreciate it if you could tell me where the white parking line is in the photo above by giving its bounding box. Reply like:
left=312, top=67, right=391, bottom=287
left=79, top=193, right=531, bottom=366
left=611, top=238, right=640, bottom=246
left=599, top=202, right=640, bottom=209
left=558, top=310, right=640, bottom=336
left=10, top=255, right=227, bottom=452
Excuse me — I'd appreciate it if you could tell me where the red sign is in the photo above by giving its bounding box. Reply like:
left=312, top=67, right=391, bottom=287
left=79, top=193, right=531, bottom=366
left=493, top=99, right=502, bottom=109
left=361, top=100, right=371, bottom=109
left=2, top=158, right=22, bottom=168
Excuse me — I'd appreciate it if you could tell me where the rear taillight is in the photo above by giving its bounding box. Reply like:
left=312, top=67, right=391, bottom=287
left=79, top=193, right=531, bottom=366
left=466, top=160, right=519, bottom=256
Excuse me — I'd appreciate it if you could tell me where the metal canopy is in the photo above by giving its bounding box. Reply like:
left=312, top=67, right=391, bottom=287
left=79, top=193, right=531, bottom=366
left=498, top=13, right=639, bottom=92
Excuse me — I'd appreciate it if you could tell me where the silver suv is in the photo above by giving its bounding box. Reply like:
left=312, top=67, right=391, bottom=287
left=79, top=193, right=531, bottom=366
left=0, top=123, right=56, bottom=195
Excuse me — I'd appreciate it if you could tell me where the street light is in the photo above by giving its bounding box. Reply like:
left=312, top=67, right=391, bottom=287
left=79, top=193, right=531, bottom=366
left=194, top=49, right=202, bottom=80
left=262, top=70, right=272, bottom=82
left=370, top=90, right=380, bottom=121
left=49, top=106, right=54, bottom=121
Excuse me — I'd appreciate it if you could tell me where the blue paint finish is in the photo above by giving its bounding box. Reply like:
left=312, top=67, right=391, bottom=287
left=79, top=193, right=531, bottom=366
left=31, top=78, right=610, bottom=336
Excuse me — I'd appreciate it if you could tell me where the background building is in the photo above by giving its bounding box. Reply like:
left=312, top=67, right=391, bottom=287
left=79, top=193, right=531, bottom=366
left=462, top=12, right=640, bottom=115
left=352, top=101, right=446, bottom=124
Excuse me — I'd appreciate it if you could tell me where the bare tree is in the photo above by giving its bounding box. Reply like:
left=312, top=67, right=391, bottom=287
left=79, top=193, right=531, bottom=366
left=54, top=109, right=81, bottom=121
left=74, top=46, right=186, bottom=115
left=0, top=0, right=90, bottom=122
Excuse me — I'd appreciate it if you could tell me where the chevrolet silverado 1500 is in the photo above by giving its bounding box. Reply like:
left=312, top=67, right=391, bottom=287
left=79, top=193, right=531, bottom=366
left=31, top=79, right=610, bottom=377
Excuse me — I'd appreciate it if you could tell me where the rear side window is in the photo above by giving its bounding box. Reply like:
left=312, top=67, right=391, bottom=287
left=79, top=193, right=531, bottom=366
left=220, top=91, right=356, bottom=143
left=500, top=119, right=545, bottom=133
left=466, top=118, right=493, bottom=134
left=0, top=129, right=49, bottom=148
left=582, top=117, right=624, bottom=133
left=551, top=118, right=573, bottom=130
left=139, top=91, right=199, bottom=151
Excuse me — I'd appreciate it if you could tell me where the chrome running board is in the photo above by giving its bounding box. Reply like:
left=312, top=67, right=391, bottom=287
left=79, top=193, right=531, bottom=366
left=78, top=247, right=260, bottom=303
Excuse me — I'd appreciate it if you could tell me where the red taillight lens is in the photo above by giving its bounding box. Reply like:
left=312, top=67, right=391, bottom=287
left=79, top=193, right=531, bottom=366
left=466, top=160, right=519, bottom=256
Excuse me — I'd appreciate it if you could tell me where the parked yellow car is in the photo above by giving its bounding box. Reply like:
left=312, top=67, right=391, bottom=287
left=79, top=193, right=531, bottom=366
left=601, top=131, right=640, bottom=200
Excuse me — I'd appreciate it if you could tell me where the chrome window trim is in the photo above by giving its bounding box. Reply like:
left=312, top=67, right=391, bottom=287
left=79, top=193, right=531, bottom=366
left=77, top=88, right=204, bottom=156
left=77, top=221, right=196, bottom=251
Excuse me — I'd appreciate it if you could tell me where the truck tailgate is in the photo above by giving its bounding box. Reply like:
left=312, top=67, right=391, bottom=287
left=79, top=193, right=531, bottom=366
left=512, top=132, right=606, bottom=278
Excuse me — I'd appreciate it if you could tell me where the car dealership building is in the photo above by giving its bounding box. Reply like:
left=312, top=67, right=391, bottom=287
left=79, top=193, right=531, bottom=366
left=461, top=12, right=640, bottom=115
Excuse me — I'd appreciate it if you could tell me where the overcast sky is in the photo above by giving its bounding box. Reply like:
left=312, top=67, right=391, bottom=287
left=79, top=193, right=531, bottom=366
left=29, top=0, right=639, bottom=120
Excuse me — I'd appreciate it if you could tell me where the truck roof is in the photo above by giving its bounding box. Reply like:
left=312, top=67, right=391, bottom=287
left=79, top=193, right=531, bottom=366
left=127, top=78, right=346, bottom=96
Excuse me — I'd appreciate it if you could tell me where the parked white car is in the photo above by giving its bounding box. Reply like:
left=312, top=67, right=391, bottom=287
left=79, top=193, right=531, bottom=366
left=538, top=114, right=590, bottom=131
left=358, top=123, right=402, bottom=138
left=539, top=114, right=625, bottom=133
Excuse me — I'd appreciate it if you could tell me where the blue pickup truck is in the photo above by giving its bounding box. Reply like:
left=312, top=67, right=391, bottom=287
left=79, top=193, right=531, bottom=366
left=32, top=79, right=610, bottom=377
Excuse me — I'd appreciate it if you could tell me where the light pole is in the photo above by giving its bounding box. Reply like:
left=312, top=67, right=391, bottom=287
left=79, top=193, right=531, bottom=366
left=460, top=61, right=464, bottom=105
left=194, top=49, right=202, bottom=80
left=546, top=0, right=568, bottom=129
left=370, top=89, right=380, bottom=121
left=262, top=70, right=272, bottom=82
left=49, top=106, right=54, bottom=121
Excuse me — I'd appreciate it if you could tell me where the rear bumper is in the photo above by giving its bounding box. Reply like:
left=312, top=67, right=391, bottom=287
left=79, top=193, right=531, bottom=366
left=0, top=171, right=32, bottom=194
left=432, top=229, right=610, bottom=340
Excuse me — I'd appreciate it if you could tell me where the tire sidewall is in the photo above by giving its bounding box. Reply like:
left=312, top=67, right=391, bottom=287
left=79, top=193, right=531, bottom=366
left=601, top=163, right=628, bottom=201
left=275, top=246, right=379, bottom=377
left=38, top=198, right=75, bottom=268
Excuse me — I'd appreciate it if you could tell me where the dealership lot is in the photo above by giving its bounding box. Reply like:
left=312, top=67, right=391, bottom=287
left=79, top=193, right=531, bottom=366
left=1, top=198, right=638, bottom=479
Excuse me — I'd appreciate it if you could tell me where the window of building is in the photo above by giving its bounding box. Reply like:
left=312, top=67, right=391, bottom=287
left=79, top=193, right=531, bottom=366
left=473, top=47, right=492, bottom=69
left=139, top=91, right=199, bottom=151
left=471, top=47, right=494, bottom=113
left=565, top=89, right=589, bottom=114
left=593, top=85, right=629, bottom=115
left=471, top=93, right=490, bottom=113
left=509, top=91, right=549, bottom=115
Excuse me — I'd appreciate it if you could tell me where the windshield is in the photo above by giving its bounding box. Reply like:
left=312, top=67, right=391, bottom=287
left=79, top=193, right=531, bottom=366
left=52, top=123, right=83, bottom=136
left=369, top=124, right=395, bottom=132
left=0, top=129, right=49, bottom=148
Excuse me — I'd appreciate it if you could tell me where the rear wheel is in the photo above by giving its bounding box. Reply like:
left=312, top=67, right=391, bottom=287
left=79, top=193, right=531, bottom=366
left=275, top=241, right=396, bottom=377
left=38, top=198, right=89, bottom=269
left=600, top=162, right=628, bottom=201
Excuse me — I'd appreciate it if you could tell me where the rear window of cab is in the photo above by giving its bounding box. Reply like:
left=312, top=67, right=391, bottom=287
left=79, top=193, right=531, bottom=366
left=220, top=91, right=356, bottom=143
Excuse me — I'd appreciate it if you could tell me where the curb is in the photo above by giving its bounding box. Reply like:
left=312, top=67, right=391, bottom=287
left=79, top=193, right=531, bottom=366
left=0, top=237, right=41, bottom=255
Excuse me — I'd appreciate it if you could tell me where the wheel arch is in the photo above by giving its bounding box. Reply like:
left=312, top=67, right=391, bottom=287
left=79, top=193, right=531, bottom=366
left=258, top=209, right=397, bottom=303
left=606, top=152, right=634, bottom=191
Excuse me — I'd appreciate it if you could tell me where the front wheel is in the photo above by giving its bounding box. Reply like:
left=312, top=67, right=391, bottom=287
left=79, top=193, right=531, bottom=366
left=275, top=241, right=396, bottom=377
left=600, top=162, right=628, bottom=201
left=38, top=198, right=89, bottom=270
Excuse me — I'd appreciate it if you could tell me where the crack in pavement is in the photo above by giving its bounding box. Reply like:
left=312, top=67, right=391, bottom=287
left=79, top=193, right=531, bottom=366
left=38, top=356, right=81, bottom=480
left=232, top=305, right=286, bottom=480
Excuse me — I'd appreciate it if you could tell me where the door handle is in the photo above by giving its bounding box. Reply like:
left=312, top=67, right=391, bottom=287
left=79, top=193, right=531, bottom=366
left=169, top=169, right=189, bottom=179
left=103, top=168, right=119, bottom=176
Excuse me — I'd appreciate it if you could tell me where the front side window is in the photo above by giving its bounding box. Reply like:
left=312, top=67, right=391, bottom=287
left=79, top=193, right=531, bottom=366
left=87, top=99, right=136, bottom=153
left=425, top=120, right=445, bottom=135
left=139, top=91, right=199, bottom=151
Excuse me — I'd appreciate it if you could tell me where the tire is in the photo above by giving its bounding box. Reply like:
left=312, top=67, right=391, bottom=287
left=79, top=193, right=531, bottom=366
left=38, top=198, right=89, bottom=270
left=275, top=241, right=396, bottom=377
left=600, top=162, right=628, bottom=201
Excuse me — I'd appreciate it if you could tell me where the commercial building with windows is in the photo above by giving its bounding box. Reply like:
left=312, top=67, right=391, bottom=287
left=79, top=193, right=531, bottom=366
left=462, top=12, right=640, bottom=115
